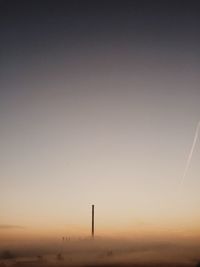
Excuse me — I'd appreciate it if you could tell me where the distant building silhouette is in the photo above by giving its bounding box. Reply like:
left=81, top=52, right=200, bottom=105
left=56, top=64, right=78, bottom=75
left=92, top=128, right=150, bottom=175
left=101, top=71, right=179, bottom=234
left=92, top=204, right=94, bottom=238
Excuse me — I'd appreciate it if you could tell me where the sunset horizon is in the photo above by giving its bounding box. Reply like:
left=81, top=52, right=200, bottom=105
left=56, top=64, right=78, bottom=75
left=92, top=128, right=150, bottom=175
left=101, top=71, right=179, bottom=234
left=1, top=0, right=200, bottom=266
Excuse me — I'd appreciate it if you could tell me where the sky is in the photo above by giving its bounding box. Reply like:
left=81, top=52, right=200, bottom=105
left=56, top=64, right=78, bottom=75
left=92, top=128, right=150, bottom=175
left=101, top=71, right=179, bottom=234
left=0, top=0, right=200, bottom=242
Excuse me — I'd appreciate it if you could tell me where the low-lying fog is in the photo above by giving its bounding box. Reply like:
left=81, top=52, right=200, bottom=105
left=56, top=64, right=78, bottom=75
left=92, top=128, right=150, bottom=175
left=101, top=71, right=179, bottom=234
left=1, top=238, right=200, bottom=266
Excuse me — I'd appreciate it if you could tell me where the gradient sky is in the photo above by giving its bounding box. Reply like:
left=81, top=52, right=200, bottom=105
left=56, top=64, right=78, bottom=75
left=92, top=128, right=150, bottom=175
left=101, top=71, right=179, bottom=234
left=0, top=0, right=200, bottom=241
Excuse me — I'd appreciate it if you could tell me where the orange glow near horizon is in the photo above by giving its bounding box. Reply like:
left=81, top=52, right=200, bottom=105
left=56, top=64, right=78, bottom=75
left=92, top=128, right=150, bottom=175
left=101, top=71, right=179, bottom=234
left=1, top=217, right=200, bottom=244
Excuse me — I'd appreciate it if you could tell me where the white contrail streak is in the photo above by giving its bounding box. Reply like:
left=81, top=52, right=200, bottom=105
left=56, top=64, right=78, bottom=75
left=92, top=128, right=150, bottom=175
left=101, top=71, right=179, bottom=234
left=179, top=121, right=200, bottom=189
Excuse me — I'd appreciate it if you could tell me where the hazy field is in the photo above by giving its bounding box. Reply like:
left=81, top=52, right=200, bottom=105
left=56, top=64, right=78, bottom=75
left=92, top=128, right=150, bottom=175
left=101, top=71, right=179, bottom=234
left=1, top=238, right=200, bottom=267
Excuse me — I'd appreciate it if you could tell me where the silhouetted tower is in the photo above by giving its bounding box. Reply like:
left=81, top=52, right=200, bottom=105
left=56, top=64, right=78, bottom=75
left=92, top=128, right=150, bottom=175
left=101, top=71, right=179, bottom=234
left=92, top=204, right=94, bottom=238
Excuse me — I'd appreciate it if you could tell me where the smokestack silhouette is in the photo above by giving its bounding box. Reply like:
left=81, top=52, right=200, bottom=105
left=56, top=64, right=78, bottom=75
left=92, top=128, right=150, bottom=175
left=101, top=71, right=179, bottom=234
left=92, top=205, right=94, bottom=238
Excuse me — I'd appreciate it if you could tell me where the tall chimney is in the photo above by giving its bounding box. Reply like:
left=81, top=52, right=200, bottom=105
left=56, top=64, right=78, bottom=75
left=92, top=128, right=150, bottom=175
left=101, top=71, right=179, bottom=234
left=92, top=204, right=94, bottom=238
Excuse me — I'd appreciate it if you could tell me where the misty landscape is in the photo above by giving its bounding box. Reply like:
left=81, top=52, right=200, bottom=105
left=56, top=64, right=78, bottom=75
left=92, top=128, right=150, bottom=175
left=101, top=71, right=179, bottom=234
left=1, top=238, right=200, bottom=267
left=1, top=0, right=200, bottom=267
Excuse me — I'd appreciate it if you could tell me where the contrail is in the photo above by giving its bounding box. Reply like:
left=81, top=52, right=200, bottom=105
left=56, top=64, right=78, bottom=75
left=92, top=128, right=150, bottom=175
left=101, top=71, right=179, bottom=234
left=179, top=121, right=200, bottom=189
